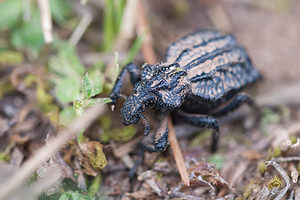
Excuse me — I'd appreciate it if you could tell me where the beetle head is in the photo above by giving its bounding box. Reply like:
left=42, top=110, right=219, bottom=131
left=120, top=63, right=191, bottom=135
left=120, top=85, right=155, bottom=135
left=121, top=94, right=143, bottom=125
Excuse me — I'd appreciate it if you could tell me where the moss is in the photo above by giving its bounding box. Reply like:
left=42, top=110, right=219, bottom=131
left=242, top=179, right=257, bottom=198
left=267, top=175, right=282, bottom=189
left=290, top=136, right=297, bottom=144
left=258, top=162, right=266, bottom=174
left=267, top=147, right=281, bottom=160
left=100, top=125, right=136, bottom=143
left=87, top=144, right=107, bottom=170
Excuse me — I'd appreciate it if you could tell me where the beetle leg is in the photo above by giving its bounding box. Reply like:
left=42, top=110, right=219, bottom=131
left=177, top=111, right=220, bottom=152
left=109, top=63, right=140, bottom=105
left=141, top=116, right=169, bottom=152
left=211, top=93, right=257, bottom=117
left=140, top=113, right=151, bottom=136
left=129, top=117, right=169, bottom=179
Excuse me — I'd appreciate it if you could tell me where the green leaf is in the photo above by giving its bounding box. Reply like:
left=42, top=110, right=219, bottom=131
left=49, top=42, right=85, bottom=80
left=55, top=78, right=80, bottom=103
left=114, top=0, right=126, bottom=34
left=59, top=106, right=77, bottom=126
left=50, top=0, right=72, bottom=25
left=88, top=70, right=104, bottom=97
left=0, top=0, right=23, bottom=30
left=82, top=73, right=92, bottom=99
left=102, top=0, right=115, bottom=51
left=58, top=191, right=92, bottom=200
left=88, top=175, right=101, bottom=198
left=77, top=129, right=85, bottom=143
left=10, top=8, right=44, bottom=53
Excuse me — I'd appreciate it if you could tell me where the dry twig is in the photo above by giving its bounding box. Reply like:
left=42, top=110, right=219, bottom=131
left=265, top=161, right=290, bottom=200
left=288, top=163, right=298, bottom=183
left=271, top=156, right=300, bottom=162
left=137, top=0, right=156, bottom=64
left=0, top=104, right=106, bottom=199
left=38, top=0, right=53, bottom=43
left=70, top=5, right=93, bottom=45
left=168, top=115, right=189, bottom=186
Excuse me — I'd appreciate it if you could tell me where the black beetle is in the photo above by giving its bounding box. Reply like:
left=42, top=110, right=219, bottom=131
left=110, top=30, right=261, bottom=153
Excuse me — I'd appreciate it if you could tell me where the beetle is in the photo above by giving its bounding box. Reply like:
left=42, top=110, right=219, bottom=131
left=110, top=30, right=261, bottom=153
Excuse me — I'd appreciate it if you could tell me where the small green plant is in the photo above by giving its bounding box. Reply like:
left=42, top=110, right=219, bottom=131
left=0, top=0, right=72, bottom=56
left=73, top=73, right=111, bottom=116
left=58, top=191, right=92, bottom=200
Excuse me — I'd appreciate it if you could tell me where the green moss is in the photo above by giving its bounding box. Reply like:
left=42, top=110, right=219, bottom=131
left=242, top=179, right=256, bottom=198
left=258, top=162, right=266, bottom=174
left=100, top=125, right=136, bottom=143
left=267, top=147, right=281, bottom=159
left=87, top=144, right=107, bottom=170
left=267, top=175, right=282, bottom=189
left=290, top=136, right=297, bottom=144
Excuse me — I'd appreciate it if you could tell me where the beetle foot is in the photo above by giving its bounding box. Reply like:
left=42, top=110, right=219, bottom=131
left=109, top=94, right=118, bottom=105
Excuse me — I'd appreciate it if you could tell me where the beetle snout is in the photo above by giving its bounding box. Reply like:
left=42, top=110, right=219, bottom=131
left=120, top=95, right=143, bottom=125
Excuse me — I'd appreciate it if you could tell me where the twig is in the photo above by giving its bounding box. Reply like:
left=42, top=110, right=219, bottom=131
left=229, top=161, right=248, bottom=187
left=70, top=6, right=93, bottom=45
left=287, top=190, right=295, bottom=200
left=0, top=103, right=106, bottom=199
left=37, top=0, right=53, bottom=43
left=295, top=187, right=300, bottom=200
left=137, top=0, right=156, bottom=64
left=8, top=165, right=62, bottom=200
left=288, top=163, right=298, bottom=183
left=170, top=180, right=204, bottom=200
left=271, top=156, right=300, bottom=162
left=168, top=115, right=189, bottom=186
left=265, top=161, right=290, bottom=200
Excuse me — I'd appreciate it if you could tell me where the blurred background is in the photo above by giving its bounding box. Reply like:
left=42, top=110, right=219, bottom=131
left=0, top=0, right=300, bottom=199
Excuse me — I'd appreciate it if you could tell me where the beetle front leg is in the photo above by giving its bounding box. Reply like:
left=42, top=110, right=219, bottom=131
left=177, top=111, right=220, bottom=152
left=141, top=116, right=169, bottom=152
left=109, top=63, right=140, bottom=105
left=129, top=117, right=168, bottom=178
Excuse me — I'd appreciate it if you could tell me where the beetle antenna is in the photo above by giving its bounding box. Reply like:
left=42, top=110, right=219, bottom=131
left=140, top=113, right=150, bottom=136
